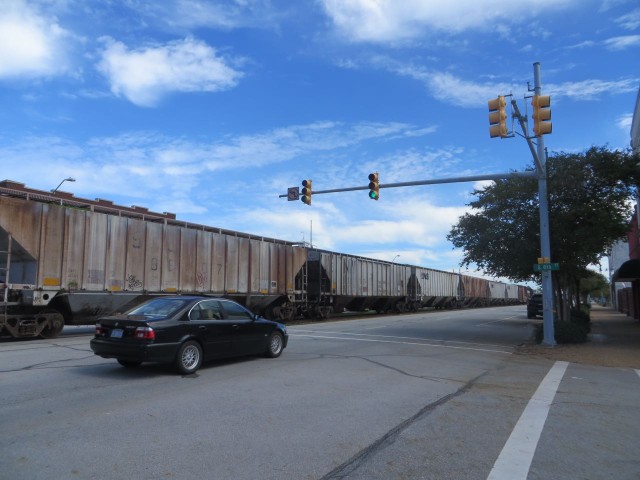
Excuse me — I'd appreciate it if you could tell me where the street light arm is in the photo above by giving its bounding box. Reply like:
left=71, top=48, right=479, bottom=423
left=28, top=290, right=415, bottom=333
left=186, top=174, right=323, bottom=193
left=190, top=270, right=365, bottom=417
left=51, top=177, right=76, bottom=193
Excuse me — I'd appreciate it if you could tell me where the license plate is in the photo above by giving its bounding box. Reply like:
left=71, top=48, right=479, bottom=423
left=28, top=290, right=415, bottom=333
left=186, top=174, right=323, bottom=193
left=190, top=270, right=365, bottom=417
left=111, top=329, right=123, bottom=338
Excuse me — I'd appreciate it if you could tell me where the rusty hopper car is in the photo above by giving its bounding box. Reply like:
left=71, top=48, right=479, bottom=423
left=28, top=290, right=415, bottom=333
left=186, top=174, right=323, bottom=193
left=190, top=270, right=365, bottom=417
left=1, top=180, right=528, bottom=339
left=0, top=181, right=306, bottom=339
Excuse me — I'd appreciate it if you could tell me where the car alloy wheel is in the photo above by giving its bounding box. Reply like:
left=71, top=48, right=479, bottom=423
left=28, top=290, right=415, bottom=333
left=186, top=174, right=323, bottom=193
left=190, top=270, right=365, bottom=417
left=176, top=340, right=203, bottom=374
left=266, top=332, right=283, bottom=358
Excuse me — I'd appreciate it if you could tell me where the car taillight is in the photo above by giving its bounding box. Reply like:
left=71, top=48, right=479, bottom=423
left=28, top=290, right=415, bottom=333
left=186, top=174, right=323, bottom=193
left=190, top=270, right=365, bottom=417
left=95, top=324, right=105, bottom=336
left=135, top=326, right=155, bottom=340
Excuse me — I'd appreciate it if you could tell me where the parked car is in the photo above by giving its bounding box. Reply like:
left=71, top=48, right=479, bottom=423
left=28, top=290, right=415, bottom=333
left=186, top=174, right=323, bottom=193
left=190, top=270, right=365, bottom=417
left=527, top=293, right=543, bottom=319
left=90, top=296, right=288, bottom=374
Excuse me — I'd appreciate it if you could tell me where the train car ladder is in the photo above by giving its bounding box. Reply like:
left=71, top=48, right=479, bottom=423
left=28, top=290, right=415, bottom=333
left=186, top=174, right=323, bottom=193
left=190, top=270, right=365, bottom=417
left=0, top=234, right=11, bottom=321
left=299, top=258, right=308, bottom=303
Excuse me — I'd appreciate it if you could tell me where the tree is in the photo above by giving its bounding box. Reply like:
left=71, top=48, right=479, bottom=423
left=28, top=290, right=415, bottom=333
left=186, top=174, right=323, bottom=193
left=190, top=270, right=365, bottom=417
left=579, top=270, right=610, bottom=305
left=447, top=146, right=640, bottom=317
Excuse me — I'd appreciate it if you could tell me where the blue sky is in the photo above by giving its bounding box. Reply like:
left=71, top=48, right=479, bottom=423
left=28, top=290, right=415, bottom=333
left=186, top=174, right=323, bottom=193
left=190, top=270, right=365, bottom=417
left=1, top=0, right=639, bottom=279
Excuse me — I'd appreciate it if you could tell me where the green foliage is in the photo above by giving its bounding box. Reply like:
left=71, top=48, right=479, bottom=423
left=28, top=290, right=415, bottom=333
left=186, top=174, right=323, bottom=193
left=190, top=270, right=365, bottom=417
left=579, top=270, right=610, bottom=302
left=569, top=307, right=591, bottom=333
left=447, top=146, right=640, bottom=288
left=534, top=307, right=591, bottom=343
left=535, top=320, right=589, bottom=344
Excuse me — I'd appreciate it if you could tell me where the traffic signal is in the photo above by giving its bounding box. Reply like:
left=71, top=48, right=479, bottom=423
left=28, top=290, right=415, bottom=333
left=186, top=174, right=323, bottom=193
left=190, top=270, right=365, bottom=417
left=532, top=95, right=552, bottom=136
left=488, top=96, right=508, bottom=138
left=301, top=179, right=312, bottom=205
left=368, top=172, right=379, bottom=200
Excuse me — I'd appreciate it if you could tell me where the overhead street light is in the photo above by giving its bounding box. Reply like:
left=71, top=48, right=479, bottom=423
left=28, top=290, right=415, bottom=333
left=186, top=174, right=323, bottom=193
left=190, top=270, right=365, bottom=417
left=51, top=177, right=76, bottom=194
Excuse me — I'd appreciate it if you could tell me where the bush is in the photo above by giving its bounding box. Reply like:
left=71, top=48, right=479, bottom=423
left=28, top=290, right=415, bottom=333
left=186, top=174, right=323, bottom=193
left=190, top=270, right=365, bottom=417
left=535, top=320, right=589, bottom=344
left=570, top=308, right=591, bottom=333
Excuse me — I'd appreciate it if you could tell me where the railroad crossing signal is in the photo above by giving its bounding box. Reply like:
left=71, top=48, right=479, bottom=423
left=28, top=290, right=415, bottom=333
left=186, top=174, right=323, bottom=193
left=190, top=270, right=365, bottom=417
left=301, top=179, right=312, bottom=205
left=532, top=95, right=552, bottom=136
left=488, top=96, right=508, bottom=138
left=368, top=172, right=379, bottom=200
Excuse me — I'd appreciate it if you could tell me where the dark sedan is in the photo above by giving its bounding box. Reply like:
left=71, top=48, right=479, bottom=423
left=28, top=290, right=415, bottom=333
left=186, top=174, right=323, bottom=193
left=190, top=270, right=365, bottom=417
left=90, top=296, right=288, bottom=374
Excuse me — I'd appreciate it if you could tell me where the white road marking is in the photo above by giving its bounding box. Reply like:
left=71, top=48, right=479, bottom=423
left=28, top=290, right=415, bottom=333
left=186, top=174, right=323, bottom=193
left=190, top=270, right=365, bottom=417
left=487, top=361, right=569, bottom=480
left=292, top=329, right=510, bottom=349
left=475, top=315, right=519, bottom=326
left=290, top=333, right=512, bottom=354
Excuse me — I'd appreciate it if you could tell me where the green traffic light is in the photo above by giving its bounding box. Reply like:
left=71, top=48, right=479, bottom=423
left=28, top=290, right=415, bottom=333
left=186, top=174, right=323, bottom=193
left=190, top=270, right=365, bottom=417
left=369, top=190, right=379, bottom=200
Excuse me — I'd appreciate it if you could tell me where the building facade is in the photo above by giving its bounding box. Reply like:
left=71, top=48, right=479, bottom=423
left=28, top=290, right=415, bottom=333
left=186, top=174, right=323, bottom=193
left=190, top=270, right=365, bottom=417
left=611, top=86, right=640, bottom=319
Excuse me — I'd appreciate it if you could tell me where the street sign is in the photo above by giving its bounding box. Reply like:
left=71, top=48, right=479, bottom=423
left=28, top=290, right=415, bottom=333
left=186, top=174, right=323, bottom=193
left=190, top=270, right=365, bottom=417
left=287, top=187, right=300, bottom=201
left=533, top=263, right=559, bottom=272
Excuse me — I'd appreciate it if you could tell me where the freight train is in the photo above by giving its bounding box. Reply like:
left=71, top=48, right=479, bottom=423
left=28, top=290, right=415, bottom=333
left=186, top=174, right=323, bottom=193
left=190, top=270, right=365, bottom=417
left=0, top=180, right=528, bottom=339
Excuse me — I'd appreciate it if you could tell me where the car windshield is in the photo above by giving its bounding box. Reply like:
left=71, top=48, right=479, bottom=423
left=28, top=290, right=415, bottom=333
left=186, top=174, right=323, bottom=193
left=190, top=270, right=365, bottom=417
left=127, top=298, right=192, bottom=317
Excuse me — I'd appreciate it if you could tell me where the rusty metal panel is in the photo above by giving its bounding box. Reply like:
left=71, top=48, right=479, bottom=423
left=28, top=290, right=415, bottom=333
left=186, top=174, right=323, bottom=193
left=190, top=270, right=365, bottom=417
left=277, top=244, right=287, bottom=294
left=290, top=246, right=307, bottom=293
left=195, top=230, right=212, bottom=292
left=39, top=205, right=65, bottom=289
left=161, top=225, right=180, bottom=292
left=259, top=240, right=272, bottom=294
left=461, top=275, right=489, bottom=298
left=225, top=236, right=239, bottom=293
left=105, top=216, right=127, bottom=292
left=179, top=227, right=197, bottom=292
left=124, top=218, right=145, bottom=291
left=212, top=232, right=226, bottom=293
left=144, top=222, right=163, bottom=292
left=0, top=196, right=42, bottom=259
left=238, top=237, right=249, bottom=293
left=269, top=243, right=279, bottom=294
left=61, top=208, right=86, bottom=291
left=250, top=239, right=261, bottom=293
left=83, top=212, right=108, bottom=291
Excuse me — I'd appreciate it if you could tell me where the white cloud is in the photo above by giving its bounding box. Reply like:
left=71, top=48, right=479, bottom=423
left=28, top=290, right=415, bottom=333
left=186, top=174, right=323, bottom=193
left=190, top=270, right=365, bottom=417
left=603, top=35, right=640, bottom=50
left=617, top=113, right=633, bottom=130
left=546, top=78, right=640, bottom=100
left=320, top=0, right=576, bottom=43
left=163, top=0, right=281, bottom=30
left=368, top=57, right=640, bottom=107
left=615, top=8, right=640, bottom=30
left=97, top=37, right=243, bottom=107
left=0, top=0, right=72, bottom=78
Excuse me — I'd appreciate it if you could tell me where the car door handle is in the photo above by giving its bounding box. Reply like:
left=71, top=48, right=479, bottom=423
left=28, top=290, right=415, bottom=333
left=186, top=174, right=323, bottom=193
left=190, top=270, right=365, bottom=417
left=198, top=326, right=207, bottom=330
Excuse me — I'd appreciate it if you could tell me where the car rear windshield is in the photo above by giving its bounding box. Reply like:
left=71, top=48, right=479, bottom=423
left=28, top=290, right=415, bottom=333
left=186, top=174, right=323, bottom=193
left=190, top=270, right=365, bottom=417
left=127, top=298, right=192, bottom=317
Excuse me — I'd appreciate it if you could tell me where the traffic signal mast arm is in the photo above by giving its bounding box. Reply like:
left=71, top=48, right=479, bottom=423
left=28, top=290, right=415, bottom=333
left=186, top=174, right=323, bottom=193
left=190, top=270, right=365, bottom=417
left=279, top=171, right=537, bottom=199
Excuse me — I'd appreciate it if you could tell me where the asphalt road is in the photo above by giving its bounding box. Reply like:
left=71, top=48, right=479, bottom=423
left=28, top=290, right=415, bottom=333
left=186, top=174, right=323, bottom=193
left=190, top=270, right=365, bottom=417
left=1, top=306, right=639, bottom=479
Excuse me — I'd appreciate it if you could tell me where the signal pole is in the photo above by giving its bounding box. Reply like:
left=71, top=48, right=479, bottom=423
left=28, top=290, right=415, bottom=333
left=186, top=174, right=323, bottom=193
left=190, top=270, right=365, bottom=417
left=533, top=62, right=556, bottom=346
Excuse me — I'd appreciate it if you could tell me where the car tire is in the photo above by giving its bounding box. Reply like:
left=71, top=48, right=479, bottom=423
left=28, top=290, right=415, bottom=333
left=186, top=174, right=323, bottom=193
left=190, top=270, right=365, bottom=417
left=176, top=340, right=203, bottom=374
left=265, top=332, right=284, bottom=358
left=117, top=359, right=142, bottom=368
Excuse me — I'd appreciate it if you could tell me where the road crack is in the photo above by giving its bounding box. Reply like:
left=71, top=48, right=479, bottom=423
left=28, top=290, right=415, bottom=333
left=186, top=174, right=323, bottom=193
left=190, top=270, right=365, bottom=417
left=319, top=369, right=489, bottom=480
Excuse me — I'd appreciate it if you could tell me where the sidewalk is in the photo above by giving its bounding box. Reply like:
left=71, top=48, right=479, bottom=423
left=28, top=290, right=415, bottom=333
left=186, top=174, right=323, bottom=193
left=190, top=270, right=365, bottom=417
left=517, top=306, right=640, bottom=368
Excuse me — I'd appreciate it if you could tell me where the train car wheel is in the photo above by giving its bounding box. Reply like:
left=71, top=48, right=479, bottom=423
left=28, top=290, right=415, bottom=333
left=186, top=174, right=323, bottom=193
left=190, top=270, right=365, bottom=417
left=39, top=309, right=65, bottom=339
